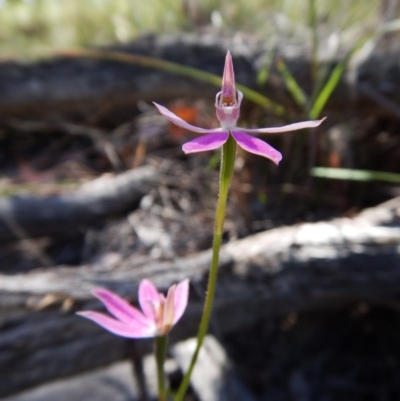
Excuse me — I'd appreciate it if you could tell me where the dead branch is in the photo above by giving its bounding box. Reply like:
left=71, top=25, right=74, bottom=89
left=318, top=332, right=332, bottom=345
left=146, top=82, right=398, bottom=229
left=0, top=165, right=156, bottom=242
left=0, top=197, right=400, bottom=396
left=0, top=32, right=398, bottom=123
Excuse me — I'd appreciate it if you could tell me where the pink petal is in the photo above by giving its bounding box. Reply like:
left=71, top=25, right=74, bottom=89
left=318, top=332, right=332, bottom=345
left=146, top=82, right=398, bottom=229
left=153, top=102, right=221, bottom=134
left=163, top=285, right=176, bottom=330
left=93, top=288, right=149, bottom=326
left=239, top=117, right=326, bottom=134
left=77, top=311, right=156, bottom=338
left=231, top=131, right=282, bottom=165
left=138, top=279, right=161, bottom=321
left=173, top=279, right=190, bottom=325
left=182, top=132, right=229, bottom=154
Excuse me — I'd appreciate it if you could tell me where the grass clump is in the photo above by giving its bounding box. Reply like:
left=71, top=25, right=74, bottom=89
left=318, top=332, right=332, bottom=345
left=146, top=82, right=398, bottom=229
left=0, top=0, right=383, bottom=58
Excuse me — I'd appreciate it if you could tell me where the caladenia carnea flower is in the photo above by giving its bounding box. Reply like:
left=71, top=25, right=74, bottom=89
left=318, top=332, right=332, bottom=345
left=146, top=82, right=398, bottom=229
left=151, top=51, right=326, bottom=401
left=154, top=50, right=325, bottom=165
left=77, top=279, right=189, bottom=338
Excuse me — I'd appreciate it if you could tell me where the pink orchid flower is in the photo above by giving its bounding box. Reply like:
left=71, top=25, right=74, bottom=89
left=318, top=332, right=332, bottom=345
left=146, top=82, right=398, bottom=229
left=77, top=279, right=189, bottom=338
left=154, top=51, right=325, bottom=165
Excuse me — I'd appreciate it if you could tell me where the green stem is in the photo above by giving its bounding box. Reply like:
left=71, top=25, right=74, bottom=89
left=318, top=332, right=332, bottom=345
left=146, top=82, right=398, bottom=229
left=155, top=335, right=168, bottom=401
left=175, top=135, right=237, bottom=401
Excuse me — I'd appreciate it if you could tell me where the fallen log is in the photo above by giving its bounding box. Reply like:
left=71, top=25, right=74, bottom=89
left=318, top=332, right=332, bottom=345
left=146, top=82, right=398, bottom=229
left=2, top=361, right=143, bottom=401
left=0, top=165, right=156, bottom=242
left=171, top=336, right=257, bottom=401
left=0, top=197, right=400, bottom=396
left=0, top=32, right=398, bottom=123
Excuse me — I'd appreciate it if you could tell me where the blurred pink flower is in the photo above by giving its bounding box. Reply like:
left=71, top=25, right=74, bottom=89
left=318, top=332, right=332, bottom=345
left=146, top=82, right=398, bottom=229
left=154, top=51, right=325, bottom=165
left=77, top=279, right=189, bottom=338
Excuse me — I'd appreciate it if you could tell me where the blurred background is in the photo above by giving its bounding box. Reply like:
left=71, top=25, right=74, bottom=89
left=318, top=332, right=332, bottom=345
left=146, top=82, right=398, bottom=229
left=0, top=0, right=383, bottom=57
left=1, top=0, right=400, bottom=401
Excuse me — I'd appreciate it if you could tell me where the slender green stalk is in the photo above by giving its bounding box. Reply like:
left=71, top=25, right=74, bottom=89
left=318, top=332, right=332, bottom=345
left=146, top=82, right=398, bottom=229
left=309, top=33, right=372, bottom=120
left=257, top=38, right=277, bottom=87
left=175, top=135, right=237, bottom=401
left=155, top=335, right=168, bottom=401
left=276, top=57, right=308, bottom=108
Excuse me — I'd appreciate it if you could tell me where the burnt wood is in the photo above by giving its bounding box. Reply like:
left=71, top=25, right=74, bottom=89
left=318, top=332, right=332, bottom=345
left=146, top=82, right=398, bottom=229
left=0, top=33, right=398, bottom=123
left=0, top=197, right=400, bottom=396
left=0, top=165, right=156, bottom=242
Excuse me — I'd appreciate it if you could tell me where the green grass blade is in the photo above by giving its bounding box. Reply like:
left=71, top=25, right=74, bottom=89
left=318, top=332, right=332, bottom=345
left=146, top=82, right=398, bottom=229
left=276, top=57, right=308, bottom=108
left=309, top=34, right=371, bottom=119
left=257, top=38, right=277, bottom=87
left=311, top=167, right=400, bottom=184
left=62, top=48, right=286, bottom=116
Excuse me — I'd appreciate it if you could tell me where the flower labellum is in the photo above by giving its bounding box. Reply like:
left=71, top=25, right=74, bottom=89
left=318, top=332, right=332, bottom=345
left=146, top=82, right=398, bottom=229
left=77, top=279, right=189, bottom=338
left=154, top=50, right=325, bottom=165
